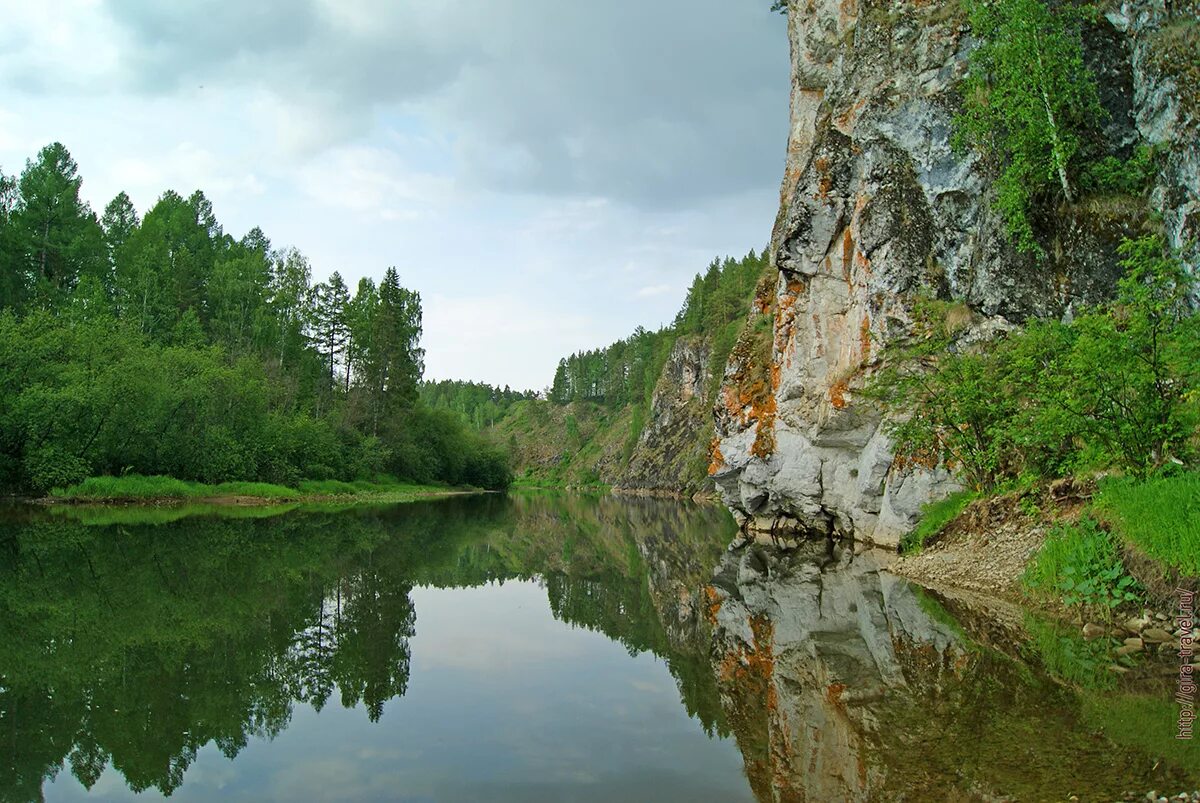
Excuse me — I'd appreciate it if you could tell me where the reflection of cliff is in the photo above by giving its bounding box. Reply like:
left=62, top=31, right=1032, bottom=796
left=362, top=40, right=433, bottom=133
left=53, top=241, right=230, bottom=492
left=709, top=543, right=1199, bottom=801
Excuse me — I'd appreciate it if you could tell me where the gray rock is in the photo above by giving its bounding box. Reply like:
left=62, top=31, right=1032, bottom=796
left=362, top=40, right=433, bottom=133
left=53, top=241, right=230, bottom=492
left=1142, top=627, right=1173, bottom=643
left=712, top=0, right=1197, bottom=546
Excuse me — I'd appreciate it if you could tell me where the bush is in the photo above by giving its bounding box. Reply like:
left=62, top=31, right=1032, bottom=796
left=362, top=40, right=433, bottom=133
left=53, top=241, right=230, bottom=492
left=868, top=236, right=1199, bottom=490
left=1022, top=517, right=1142, bottom=610
left=25, top=446, right=89, bottom=494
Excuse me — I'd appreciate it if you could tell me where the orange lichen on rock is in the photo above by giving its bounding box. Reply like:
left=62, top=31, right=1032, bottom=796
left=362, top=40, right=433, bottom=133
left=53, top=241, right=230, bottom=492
left=829, top=377, right=850, bottom=409
left=826, top=682, right=848, bottom=706
left=708, top=437, right=725, bottom=476
left=703, top=585, right=723, bottom=625
left=840, top=231, right=856, bottom=291
left=750, top=383, right=778, bottom=459
left=814, top=155, right=834, bottom=201
left=858, top=315, right=871, bottom=362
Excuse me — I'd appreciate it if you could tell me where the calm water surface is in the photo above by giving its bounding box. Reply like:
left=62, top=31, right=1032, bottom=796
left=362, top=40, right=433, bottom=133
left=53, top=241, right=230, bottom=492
left=0, top=493, right=1196, bottom=801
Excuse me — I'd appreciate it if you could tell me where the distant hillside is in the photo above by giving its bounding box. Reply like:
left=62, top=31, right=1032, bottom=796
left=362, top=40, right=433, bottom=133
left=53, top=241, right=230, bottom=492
left=424, top=249, right=772, bottom=494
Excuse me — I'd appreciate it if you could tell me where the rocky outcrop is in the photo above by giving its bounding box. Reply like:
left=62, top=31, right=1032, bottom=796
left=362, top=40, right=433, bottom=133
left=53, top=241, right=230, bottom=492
left=616, top=335, right=716, bottom=495
left=711, top=0, right=1198, bottom=546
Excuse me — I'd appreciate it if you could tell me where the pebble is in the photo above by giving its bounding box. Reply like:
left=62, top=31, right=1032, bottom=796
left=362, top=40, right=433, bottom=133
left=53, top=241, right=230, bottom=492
left=1115, top=644, right=1141, bottom=657
left=1124, top=637, right=1144, bottom=650
left=1125, top=615, right=1151, bottom=632
left=1142, top=627, right=1173, bottom=643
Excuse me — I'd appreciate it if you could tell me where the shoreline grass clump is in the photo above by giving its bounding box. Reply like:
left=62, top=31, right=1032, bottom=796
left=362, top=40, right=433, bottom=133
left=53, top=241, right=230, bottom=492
left=1021, top=516, right=1142, bottom=610
left=901, top=490, right=977, bottom=554
left=49, top=473, right=461, bottom=504
left=1092, top=471, right=1200, bottom=577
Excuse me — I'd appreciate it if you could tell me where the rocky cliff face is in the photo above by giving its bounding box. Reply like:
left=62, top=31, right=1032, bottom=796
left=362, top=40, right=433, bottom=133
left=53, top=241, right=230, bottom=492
left=711, top=0, right=1198, bottom=546
left=616, top=335, right=717, bottom=495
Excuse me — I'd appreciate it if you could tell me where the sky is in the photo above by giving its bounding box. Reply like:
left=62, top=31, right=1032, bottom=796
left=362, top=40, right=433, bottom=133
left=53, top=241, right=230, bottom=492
left=0, top=0, right=789, bottom=390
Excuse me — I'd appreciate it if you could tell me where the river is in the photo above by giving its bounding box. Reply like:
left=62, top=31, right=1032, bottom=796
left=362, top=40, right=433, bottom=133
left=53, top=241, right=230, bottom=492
left=0, top=494, right=1195, bottom=801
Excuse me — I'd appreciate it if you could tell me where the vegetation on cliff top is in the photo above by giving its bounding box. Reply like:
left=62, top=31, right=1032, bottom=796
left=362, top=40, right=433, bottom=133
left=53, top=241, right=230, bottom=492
left=0, top=142, right=511, bottom=496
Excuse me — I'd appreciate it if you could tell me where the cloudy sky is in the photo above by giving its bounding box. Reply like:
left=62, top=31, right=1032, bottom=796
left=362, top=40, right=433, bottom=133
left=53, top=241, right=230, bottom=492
left=0, top=0, right=789, bottom=390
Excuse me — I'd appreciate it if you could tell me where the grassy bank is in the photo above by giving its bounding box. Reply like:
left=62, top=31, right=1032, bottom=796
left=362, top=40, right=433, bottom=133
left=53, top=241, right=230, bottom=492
left=46, top=474, right=478, bottom=505
left=900, top=470, right=1198, bottom=615
left=1093, top=472, right=1200, bottom=577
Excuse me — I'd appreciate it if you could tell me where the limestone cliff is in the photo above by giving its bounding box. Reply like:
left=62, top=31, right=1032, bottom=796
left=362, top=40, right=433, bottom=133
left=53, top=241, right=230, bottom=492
left=711, top=0, right=1198, bottom=546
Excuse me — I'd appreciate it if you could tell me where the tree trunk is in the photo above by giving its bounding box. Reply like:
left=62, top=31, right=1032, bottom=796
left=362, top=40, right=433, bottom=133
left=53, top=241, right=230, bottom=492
left=1035, top=42, right=1074, bottom=203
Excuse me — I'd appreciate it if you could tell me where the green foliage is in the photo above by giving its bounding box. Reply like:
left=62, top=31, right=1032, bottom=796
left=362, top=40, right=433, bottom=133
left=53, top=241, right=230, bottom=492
left=51, top=473, right=454, bottom=502
left=864, top=298, right=1019, bottom=490
left=1093, top=471, right=1200, bottom=576
left=868, top=236, right=1199, bottom=491
left=0, top=142, right=512, bottom=493
left=420, top=379, right=537, bottom=430
left=1079, top=145, right=1157, bottom=195
left=901, top=490, right=977, bottom=553
left=954, top=0, right=1102, bottom=251
left=1021, top=517, right=1143, bottom=609
left=24, top=444, right=89, bottom=494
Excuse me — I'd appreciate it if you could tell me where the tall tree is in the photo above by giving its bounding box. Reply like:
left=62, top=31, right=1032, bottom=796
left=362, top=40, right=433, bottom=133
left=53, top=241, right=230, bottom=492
left=346, top=277, right=379, bottom=393
left=269, top=247, right=312, bottom=369
left=11, top=143, right=105, bottom=308
left=375, top=267, right=423, bottom=413
left=311, top=271, right=350, bottom=388
left=0, top=169, right=22, bottom=310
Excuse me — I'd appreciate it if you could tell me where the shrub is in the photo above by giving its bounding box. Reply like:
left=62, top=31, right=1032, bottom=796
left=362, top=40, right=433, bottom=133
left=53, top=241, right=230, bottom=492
left=25, top=446, right=90, bottom=494
left=1022, top=517, right=1142, bottom=609
left=868, top=236, right=1198, bottom=489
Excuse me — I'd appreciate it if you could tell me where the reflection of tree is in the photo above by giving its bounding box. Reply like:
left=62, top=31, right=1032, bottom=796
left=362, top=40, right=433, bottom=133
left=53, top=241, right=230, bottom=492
left=0, top=493, right=739, bottom=800
left=0, top=511, right=430, bottom=799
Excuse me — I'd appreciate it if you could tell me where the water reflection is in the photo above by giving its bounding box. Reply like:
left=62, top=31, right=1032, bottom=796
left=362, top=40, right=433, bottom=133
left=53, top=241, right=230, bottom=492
left=0, top=494, right=739, bottom=801
left=1, top=495, right=1196, bottom=801
left=709, top=540, right=1199, bottom=801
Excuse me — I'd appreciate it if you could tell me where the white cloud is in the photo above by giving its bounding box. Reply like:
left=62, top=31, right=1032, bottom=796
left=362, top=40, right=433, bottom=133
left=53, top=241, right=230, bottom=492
left=0, top=1, right=786, bottom=389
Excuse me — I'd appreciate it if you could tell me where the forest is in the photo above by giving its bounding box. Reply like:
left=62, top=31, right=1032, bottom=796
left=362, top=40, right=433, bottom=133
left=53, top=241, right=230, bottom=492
left=0, top=143, right=511, bottom=494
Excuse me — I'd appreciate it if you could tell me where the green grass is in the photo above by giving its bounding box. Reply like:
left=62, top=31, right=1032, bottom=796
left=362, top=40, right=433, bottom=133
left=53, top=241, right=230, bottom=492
left=50, top=474, right=464, bottom=504
left=1093, top=470, right=1200, bottom=576
left=1021, top=517, right=1142, bottom=610
left=900, top=490, right=977, bottom=554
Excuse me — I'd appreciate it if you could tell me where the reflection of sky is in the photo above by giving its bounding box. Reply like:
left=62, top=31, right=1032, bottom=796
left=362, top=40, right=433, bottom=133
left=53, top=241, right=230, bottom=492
left=45, top=580, right=752, bottom=802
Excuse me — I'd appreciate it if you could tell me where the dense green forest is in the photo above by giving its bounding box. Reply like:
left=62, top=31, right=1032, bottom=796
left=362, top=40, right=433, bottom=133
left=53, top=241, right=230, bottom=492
left=0, top=142, right=510, bottom=493
left=550, top=251, right=768, bottom=407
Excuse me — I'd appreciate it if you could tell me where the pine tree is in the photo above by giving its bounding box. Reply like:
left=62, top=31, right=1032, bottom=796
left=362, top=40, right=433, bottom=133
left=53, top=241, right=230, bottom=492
left=11, top=143, right=105, bottom=308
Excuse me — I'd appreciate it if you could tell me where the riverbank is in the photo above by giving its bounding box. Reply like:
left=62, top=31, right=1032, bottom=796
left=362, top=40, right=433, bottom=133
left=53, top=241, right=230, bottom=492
left=34, top=474, right=485, bottom=507
left=894, top=472, right=1199, bottom=610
